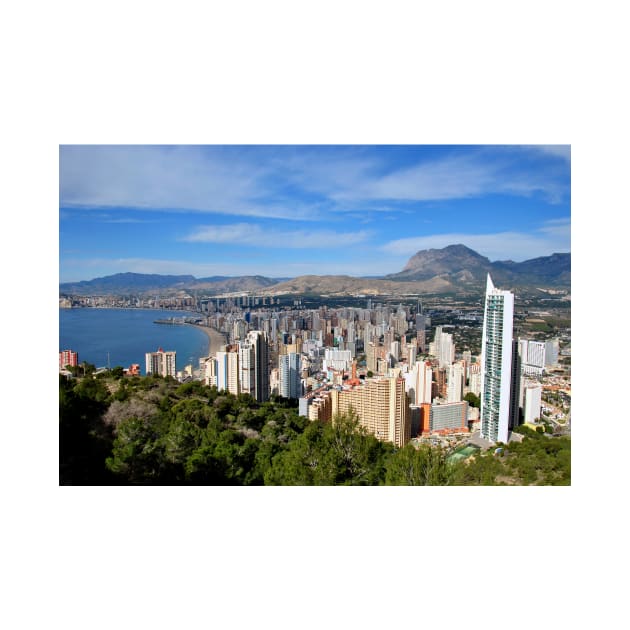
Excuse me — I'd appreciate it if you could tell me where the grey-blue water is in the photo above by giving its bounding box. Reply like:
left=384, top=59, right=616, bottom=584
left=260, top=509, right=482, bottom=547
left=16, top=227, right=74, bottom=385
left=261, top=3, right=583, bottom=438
left=59, top=308, right=209, bottom=374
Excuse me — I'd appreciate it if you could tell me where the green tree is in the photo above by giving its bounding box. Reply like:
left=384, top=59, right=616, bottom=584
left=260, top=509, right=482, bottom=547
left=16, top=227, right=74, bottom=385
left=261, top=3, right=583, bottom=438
left=60, top=374, right=115, bottom=484
left=265, top=413, right=392, bottom=485
left=464, top=392, right=480, bottom=408
left=384, top=443, right=452, bottom=485
left=110, top=366, right=125, bottom=379
left=106, top=416, right=166, bottom=483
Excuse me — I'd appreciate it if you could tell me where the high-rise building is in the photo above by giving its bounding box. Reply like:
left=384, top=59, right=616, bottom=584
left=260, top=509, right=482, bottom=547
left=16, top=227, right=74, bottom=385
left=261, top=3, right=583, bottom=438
left=480, top=275, right=519, bottom=443
left=279, top=352, right=302, bottom=399
left=414, top=360, right=433, bottom=404
left=216, top=348, right=240, bottom=395
left=518, top=338, right=546, bottom=376
left=545, top=338, right=560, bottom=368
left=202, top=356, right=217, bottom=387
left=145, top=347, right=176, bottom=377
left=430, top=326, right=455, bottom=367
left=447, top=360, right=465, bottom=403
left=241, top=330, right=269, bottom=402
left=59, top=349, right=78, bottom=370
left=331, top=377, right=411, bottom=448
left=468, top=364, right=482, bottom=396
left=522, top=381, right=543, bottom=424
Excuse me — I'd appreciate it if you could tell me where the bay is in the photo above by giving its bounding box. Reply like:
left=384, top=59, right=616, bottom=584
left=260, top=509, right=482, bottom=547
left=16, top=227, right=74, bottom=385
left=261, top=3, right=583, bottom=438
left=59, top=308, right=210, bottom=374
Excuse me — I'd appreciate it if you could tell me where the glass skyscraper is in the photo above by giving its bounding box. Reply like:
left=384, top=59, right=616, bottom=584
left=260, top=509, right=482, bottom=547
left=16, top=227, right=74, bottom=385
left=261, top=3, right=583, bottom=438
left=480, top=275, right=519, bottom=443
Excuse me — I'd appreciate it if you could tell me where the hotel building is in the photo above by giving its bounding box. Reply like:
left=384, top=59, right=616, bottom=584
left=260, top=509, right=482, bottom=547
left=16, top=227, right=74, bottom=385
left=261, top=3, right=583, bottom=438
left=480, top=275, right=520, bottom=443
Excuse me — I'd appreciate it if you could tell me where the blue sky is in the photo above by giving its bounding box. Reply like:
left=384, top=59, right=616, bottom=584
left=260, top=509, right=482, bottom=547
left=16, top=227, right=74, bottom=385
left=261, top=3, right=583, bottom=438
left=59, top=145, right=570, bottom=282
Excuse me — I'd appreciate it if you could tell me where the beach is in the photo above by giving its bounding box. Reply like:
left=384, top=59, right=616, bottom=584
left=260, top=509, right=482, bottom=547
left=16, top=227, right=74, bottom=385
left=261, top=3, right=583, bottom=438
left=187, top=324, right=227, bottom=357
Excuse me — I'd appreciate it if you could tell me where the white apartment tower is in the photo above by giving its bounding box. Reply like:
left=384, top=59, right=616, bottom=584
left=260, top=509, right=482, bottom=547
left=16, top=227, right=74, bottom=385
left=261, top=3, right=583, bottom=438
left=518, top=338, right=546, bottom=376
left=431, top=326, right=455, bottom=368
left=216, top=349, right=240, bottom=395
left=522, top=381, right=543, bottom=424
left=279, top=352, right=302, bottom=399
left=480, top=275, right=519, bottom=443
left=447, top=360, right=465, bottom=403
left=415, top=360, right=433, bottom=404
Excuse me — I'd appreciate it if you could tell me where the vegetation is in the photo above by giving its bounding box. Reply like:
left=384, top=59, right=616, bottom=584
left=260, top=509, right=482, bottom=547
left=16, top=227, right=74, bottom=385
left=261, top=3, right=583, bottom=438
left=451, top=426, right=571, bottom=485
left=60, top=373, right=570, bottom=485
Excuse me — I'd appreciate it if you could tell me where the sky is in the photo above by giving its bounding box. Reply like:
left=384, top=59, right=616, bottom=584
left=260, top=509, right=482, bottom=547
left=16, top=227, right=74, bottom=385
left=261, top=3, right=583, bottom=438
left=59, top=144, right=571, bottom=283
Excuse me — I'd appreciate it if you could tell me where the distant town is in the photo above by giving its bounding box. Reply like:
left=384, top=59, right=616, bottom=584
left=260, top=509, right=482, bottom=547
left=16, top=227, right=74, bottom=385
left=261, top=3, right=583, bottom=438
left=59, top=274, right=571, bottom=456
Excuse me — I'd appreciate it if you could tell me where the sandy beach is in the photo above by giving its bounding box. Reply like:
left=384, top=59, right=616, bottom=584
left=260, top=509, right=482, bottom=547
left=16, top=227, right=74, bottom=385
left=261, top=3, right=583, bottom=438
left=187, top=324, right=228, bottom=357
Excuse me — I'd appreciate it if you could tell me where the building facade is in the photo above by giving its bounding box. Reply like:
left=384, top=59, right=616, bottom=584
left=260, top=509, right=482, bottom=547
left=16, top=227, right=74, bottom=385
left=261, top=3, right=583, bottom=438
left=518, top=338, right=546, bottom=376
left=480, top=275, right=519, bottom=443
left=279, top=352, right=302, bottom=399
left=145, top=347, right=176, bottom=377
left=59, top=349, right=78, bottom=370
left=428, top=401, right=469, bottom=434
left=216, top=349, right=240, bottom=395
left=331, top=377, right=411, bottom=448
left=243, top=330, right=269, bottom=402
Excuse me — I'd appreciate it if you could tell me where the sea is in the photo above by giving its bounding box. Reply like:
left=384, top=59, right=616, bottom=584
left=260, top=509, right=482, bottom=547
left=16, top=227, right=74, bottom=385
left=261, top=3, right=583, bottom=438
left=59, top=308, right=210, bottom=374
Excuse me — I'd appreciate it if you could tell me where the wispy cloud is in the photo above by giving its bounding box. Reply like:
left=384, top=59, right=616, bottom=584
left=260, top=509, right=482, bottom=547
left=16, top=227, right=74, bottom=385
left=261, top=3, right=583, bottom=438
left=60, top=145, right=570, bottom=222
left=381, top=218, right=570, bottom=262
left=349, top=153, right=567, bottom=204
left=182, top=223, right=371, bottom=248
left=524, top=145, right=571, bottom=162
left=60, top=145, right=313, bottom=220
left=272, top=146, right=570, bottom=206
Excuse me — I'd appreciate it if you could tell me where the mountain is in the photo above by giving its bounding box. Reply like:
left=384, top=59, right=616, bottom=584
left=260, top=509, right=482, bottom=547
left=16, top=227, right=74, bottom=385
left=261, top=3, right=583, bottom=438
left=59, top=273, right=284, bottom=295
left=492, top=253, right=571, bottom=286
left=386, top=244, right=493, bottom=282
left=59, top=246, right=570, bottom=297
left=385, top=245, right=570, bottom=290
left=263, top=275, right=455, bottom=296
left=190, top=275, right=286, bottom=293
left=59, top=272, right=197, bottom=295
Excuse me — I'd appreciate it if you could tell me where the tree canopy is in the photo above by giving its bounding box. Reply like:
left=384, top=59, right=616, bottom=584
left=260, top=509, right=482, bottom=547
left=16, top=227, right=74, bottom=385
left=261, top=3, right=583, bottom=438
left=60, top=373, right=570, bottom=486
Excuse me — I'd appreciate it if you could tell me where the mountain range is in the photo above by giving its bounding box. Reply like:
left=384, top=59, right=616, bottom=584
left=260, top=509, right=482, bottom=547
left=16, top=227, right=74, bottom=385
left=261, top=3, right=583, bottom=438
left=59, top=245, right=570, bottom=296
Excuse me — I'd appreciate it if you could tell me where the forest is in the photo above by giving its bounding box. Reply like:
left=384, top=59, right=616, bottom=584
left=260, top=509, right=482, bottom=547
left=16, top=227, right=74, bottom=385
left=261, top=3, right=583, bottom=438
left=59, top=370, right=571, bottom=486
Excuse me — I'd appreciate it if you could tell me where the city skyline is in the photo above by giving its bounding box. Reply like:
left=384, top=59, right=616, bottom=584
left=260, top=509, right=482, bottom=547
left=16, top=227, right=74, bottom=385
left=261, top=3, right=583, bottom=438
left=59, top=145, right=571, bottom=283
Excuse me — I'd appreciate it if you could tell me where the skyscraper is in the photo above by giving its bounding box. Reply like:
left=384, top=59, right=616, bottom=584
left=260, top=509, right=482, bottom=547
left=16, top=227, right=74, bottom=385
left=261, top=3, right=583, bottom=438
left=430, top=326, right=455, bottom=367
left=480, top=275, right=519, bottom=443
left=414, top=360, right=433, bottom=404
left=447, top=360, right=465, bottom=403
left=216, top=348, right=240, bottom=395
left=279, top=352, right=301, bottom=399
left=241, top=330, right=269, bottom=402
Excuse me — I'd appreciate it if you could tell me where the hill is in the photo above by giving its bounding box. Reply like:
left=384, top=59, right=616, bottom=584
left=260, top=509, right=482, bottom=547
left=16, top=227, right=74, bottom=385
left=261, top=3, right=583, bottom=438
left=59, top=246, right=570, bottom=296
left=385, top=245, right=570, bottom=290
left=60, top=273, right=285, bottom=296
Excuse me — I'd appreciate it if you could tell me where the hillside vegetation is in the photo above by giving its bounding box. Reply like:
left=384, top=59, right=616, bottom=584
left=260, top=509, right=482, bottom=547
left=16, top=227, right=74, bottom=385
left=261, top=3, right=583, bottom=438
left=60, top=373, right=570, bottom=485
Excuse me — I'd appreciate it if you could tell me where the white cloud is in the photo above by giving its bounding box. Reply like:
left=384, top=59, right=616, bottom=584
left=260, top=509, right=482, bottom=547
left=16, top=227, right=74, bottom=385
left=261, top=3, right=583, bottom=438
left=381, top=219, right=571, bottom=261
left=182, top=223, right=371, bottom=248
left=286, top=149, right=569, bottom=205
left=59, top=145, right=313, bottom=220
left=60, top=146, right=571, bottom=223
left=526, top=145, right=571, bottom=162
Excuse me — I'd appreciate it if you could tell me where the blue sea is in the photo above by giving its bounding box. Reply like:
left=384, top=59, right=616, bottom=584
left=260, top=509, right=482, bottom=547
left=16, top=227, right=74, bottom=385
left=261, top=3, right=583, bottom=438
left=59, top=308, right=210, bottom=374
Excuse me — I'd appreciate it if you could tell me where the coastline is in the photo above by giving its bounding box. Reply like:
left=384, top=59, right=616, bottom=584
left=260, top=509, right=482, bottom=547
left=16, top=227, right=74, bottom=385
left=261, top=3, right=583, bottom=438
left=187, top=324, right=227, bottom=357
